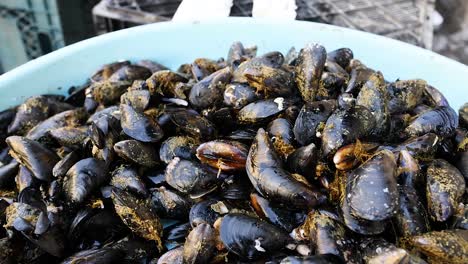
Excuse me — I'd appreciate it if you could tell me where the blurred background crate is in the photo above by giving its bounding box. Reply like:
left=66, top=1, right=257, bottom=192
left=0, top=0, right=98, bottom=73
left=93, top=0, right=182, bottom=34
left=93, top=0, right=434, bottom=48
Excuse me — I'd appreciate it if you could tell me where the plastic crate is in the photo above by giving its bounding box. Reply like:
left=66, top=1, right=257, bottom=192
left=0, top=0, right=98, bottom=73
left=93, top=0, right=182, bottom=34
left=295, top=0, right=435, bottom=48
left=0, top=0, right=64, bottom=72
left=93, top=0, right=433, bottom=48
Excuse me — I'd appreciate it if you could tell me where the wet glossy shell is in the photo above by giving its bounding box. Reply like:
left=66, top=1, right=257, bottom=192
left=346, top=150, right=398, bottom=221
left=405, top=106, right=458, bottom=137
left=170, top=110, right=216, bottom=140
left=189, top=198, right=221, bottom=227
left=340, top=196, right=386, bottom=235
left=286, top=143, right=317, bottom=180
left=165, top=158, right=218, bottom=197
left=26, top=108, right=87, bottom=142
left=327, top=48, right=353, bottom=69
left=246, top=128, right=326, bottom=209
left=159, top=136, right=198, bottom=164
left=393, top=186, right=429, bottom=237
left=189, top=67, right=231, bottom=109
left=52, top=151, right=80, bottom=179
left=63, top=158, right=108, bottom=204
left=220, top=213, right=290, bottom=260
left=238, top=98, right=289, bottom=125
left=321, top=105, right=375, bottom=157
left=120, top=104, right=164, bottom=143
left=293, top=100, right=336, bottom=146
left=250, top=193, right=300, bottom=232
left=6, top=136, right=59, bottom=182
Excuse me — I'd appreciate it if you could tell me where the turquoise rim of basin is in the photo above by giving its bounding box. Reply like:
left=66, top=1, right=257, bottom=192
left=0, top=17, right=466, bottom=110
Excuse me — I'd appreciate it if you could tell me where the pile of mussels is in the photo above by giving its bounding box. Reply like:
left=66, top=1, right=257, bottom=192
left=0, top=42, right=467, bottom=264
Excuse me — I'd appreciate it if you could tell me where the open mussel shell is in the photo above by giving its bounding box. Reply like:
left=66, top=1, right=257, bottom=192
left=219, top=213, right=291, bottom=260
left=63, top=158, right=108, bottom=204
left=6, top=136, right=59, bottom=182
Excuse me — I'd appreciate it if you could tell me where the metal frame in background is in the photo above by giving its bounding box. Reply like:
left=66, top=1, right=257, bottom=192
left=92, top=0, right=434, bottom=48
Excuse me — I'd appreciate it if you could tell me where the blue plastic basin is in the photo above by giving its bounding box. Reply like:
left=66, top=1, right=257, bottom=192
left=0, top=18, right=466, bottom=110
